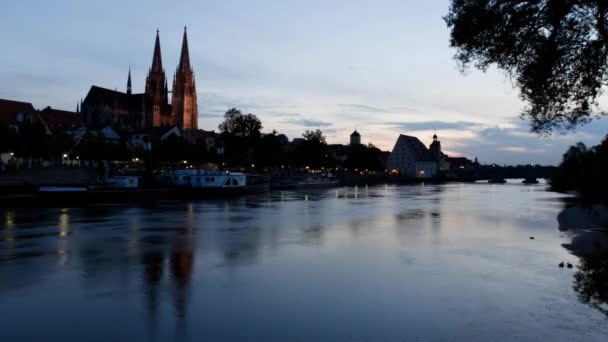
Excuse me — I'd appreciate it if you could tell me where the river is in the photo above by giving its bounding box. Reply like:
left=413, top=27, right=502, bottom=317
left=1, top=182, right=607, bottom=341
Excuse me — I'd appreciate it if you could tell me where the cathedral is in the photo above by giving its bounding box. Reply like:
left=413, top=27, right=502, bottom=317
left=81, top=28, right=198, bottom=130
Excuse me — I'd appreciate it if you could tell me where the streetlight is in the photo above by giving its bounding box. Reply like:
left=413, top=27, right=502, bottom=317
left=63, top=154, right=68, bottom=158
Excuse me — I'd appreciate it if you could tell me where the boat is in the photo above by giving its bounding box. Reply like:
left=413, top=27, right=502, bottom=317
left=169, top=169, right=247, bottom=188
left=488, top=178, right=507, bottom=184
left=522, top=177, right=539, bottom=184
left=165, top=169, right=266, bottom=195
left=39, top=186, right=89, bottom=193
left=105, top=175, right=139, bottom=189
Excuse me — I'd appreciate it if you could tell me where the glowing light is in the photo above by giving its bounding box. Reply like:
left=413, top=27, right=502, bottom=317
left=9, top=152, right=14, bottom=156
left=63, top=154, right=68, bottom=158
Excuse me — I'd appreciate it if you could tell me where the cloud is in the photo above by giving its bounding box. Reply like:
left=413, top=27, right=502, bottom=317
left=384, top=120, right=479, bottom=131
left=498, top=147, right=545, bottom=153
left=338, top=103, right=388, bottom=113
left=283, top=118, right=332, bottom=127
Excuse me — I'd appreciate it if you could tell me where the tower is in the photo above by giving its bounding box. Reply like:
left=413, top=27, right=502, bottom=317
left=145, top=30, right=171, bottom=127
left=127, top=68, right=132, bottom=95
left=429, top=133, right=442, bottom=160
left=172, top=26, right=199, bottom=129
left=350, top=130, right=361, bottom=146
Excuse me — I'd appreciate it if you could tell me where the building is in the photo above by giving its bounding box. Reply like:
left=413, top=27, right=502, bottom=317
left=145, top=30, right=172, bottom=127
left=387, top=134, right=438, bottom=178
left=0, top=98, right=44, bottom=129
left=81, top=85, right=146, bottom=128
left=39, top=106, right=81, bottom=132
left=350, top=130, right=361, bottom=146
left=182, top=129, right=223, bottom=154
left=171, top=28, right=198, bottom=129
left=81, top=28, right=198, bottom=130
left=428, top=133, right=450, bottom=171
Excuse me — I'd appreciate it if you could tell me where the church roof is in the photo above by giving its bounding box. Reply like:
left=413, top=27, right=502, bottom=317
left=82, top=86, right=145, bottom=112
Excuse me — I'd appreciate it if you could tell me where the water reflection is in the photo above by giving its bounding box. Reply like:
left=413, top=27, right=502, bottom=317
left=574, top=254, right=608, bottom=316
left=1, top=184, right=608, bottom=341
left=558, top=204, right=608, bottom=317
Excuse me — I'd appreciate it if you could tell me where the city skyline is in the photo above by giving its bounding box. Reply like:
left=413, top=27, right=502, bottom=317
left=2, top=0, right=608, bottom=164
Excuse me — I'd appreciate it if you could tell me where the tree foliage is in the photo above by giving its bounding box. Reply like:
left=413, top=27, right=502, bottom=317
left=550, top=135, right=608, bottom=202
left=445, top=0, right=608, bottom=133
left=218, top=108, right=263, bottom=138
left=302, top=129, right=327, bottom=144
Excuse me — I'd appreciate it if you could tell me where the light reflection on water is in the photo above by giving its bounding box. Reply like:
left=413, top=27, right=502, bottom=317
left=0, top=183, right=607, bottom=341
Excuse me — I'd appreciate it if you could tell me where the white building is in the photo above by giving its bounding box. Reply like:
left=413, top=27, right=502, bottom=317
left=387, top=134, right=438, bottom=179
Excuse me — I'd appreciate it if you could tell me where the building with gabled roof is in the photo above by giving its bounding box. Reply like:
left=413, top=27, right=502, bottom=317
left=0, top=98, right=40, bottom=126
left=387, top=134, right=438, bottom=178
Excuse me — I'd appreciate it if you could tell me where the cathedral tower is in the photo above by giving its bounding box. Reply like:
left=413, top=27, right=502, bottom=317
left=145, top=30, right=171, bottom=127
left=172, top=27, right=199, bottom=129
left=127, top=68, right=132, bottom=95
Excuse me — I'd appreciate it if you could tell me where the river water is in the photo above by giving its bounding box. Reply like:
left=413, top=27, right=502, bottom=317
left=1, top=182, right=607, bottom=341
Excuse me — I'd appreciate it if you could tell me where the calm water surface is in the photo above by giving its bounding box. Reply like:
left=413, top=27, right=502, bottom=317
left=1, top=182, right=607, bottom=341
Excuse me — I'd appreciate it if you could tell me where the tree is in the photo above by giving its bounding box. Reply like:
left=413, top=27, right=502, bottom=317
left=218, top=108, right=263, bottom=138
left=550, top=136, right=608, bottom=202
left=445, top=1, right=608, bottom=133
left=302, top=129, right=327, bottom=144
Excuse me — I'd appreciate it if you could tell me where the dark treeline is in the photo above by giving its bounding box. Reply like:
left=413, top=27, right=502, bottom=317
left=476, top=164, right=557, bottom=181
left=550, top=136, right=608, bottom=203
left=216, top=109, right=386, bottom=171
left=1, top=109, right=388, bottom=173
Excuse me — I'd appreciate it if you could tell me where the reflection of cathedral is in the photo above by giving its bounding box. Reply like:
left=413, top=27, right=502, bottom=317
left=81, top=28, right=198, bottom=129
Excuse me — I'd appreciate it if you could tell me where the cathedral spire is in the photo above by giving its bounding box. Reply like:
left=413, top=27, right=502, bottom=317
left=178, top=26, right=191, bottom=72
left=151, top=29, right=163, bottom=73
left=127, top=67, right=132, bottom=94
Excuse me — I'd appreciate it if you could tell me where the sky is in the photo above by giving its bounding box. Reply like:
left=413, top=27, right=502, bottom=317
left=1, top=0, right=608, bottom=165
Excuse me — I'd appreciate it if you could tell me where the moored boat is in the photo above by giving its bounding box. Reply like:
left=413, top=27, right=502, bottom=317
left=522, top=177, right=539, bottom=184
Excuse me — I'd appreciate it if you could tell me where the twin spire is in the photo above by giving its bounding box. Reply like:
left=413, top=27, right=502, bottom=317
left=178, top=26, right=191, bottom=72
left=151, top=29, right=164, bottom=73
left=128, top=27, right=191, bottom=93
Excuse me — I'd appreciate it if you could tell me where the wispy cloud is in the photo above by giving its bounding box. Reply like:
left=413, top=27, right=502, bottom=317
left=384, top=121, right=479, bottom=131
left=283, top=117, right=332, bottom=127
left=498, top=147, right=545, bottom=153
left=338, top=103, right=388, bottom=113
